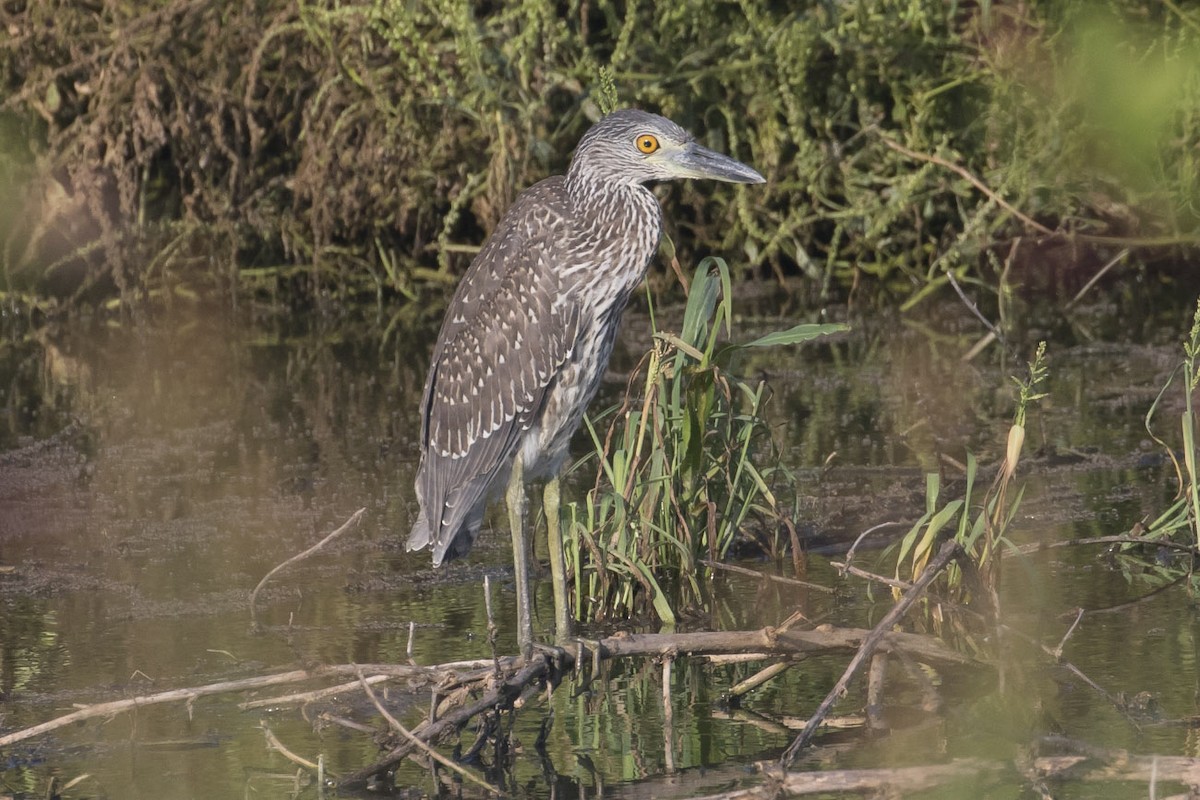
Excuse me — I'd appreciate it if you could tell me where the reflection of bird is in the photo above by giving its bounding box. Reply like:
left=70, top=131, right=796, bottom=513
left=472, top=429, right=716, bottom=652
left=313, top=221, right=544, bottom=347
left=407, top=109, right=764, bottom=652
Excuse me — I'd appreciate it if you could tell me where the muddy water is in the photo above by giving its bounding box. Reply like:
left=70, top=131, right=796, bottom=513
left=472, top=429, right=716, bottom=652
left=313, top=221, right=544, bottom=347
left=1, top=291, right=1198, bottom=798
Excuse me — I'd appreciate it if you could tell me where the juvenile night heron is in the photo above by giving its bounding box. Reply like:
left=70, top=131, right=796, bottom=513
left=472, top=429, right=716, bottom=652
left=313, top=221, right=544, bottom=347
left=407, top=109, right=764, bottom=651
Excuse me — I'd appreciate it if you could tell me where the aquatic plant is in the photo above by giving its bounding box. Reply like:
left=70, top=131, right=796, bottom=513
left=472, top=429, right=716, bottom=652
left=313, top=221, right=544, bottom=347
left=891, top=341, right=1049, bottom=605
left=562, top=257, right=846, bottom=623
left=1134, top=297, right=1200, bottom=576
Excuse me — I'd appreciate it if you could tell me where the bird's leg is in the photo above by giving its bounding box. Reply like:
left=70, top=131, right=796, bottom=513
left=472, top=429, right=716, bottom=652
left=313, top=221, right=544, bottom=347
left=506, top=453, right=534, bottom=657
left=543, top=475, right=573, bottom=642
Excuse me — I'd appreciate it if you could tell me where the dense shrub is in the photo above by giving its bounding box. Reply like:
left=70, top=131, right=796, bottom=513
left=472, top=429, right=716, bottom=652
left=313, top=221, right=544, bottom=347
left=0, top=0, right=1196, bottom=309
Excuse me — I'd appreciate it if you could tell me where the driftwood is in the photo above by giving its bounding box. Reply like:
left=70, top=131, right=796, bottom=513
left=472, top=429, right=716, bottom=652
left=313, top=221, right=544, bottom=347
left=756, top=758, right=1003, bottom=797
left=1, top=527, right=985, bottom=789
left=700, top=559, right=836, bottom=594
left=24, top=533, right=1152, bottom=796
left=0, top=621, right=984, bottom=775
left=780, top=539, right=966, bottom=767
left=691, top=753, right=1200, bottom=800
left=615, top=746, right=1200, bottom=800
left=5, top=505, right=1192, bottom=798
left=0, top=668, right=324, bottom=748
left=1034, top=753, right=1200, bottom=786
left=5, top=551, right=1187, bottom=798
left=595, top=626, right=975, bottom=669
left=0, top=659, right=510, bottom=748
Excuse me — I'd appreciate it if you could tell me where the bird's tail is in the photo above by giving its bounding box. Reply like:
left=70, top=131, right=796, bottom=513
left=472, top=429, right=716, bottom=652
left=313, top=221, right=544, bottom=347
left=406, top=512, right=435, bottom=559
left=408, top=507, right=483, bottom=567
left=407, top=511, right=466, bottom=568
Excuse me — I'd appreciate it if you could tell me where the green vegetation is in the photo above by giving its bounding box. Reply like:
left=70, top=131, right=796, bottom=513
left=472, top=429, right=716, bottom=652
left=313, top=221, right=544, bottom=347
left=562, top=258, right=845, bottom=623
left=1125, top=297, right=1200, bottom=585
left=890, top=341, right=1048, bottom=606
left=1, top=1, right=1198, bottom=311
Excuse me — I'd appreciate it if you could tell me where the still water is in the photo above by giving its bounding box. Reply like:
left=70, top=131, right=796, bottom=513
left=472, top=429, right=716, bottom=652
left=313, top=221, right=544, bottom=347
left=1, top=288, right=1199, bottom=798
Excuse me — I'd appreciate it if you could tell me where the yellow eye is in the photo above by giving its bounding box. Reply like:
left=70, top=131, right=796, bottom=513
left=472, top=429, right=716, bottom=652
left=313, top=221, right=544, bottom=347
left=635, top=134, right=660, bottom=154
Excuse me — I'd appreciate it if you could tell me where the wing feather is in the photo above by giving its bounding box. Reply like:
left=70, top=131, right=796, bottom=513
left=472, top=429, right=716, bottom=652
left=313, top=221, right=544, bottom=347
left=408, top=177, right=579, bottom=564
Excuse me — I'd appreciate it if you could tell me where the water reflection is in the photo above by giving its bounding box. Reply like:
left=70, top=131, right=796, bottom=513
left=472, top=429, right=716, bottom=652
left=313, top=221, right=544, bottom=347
left=0, top=293, right=1197, bottom=797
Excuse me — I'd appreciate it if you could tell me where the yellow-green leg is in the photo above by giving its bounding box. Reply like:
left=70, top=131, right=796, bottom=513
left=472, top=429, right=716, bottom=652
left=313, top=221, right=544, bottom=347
left=506, top=454, right=533, bottom=657
left=544, top=476, right=573, bottom=641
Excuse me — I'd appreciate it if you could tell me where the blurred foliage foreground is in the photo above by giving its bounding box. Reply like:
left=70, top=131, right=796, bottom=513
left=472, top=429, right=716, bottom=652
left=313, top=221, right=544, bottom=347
left=0, top=0, right=1198, bottom=313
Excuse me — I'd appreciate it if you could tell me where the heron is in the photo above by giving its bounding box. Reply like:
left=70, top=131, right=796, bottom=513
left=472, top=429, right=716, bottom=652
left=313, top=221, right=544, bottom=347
left=407, top=108, right=764, bottom=653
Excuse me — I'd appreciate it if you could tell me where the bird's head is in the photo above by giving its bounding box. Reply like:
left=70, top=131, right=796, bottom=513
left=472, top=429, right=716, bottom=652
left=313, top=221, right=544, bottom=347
left=567, top=109, right=765, bottom=188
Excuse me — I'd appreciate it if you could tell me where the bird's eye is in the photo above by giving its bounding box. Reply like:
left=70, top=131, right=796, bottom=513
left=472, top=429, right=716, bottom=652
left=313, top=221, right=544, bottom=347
left=635, top=134, right=660, bottom=154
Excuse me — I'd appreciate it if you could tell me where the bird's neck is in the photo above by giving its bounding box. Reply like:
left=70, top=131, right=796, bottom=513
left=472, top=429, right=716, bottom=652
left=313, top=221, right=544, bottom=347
left=566, top=170, right=650, bottom=206
left=564, top=176, right=661, bottom=241
left=558, top=174, right=663, bottom=304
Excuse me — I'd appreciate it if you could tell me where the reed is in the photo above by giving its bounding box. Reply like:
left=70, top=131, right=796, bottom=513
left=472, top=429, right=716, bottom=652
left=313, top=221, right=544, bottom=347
left=562, top=257, right=846, bottom=623
left=891, top=342, right=1049, bottom=602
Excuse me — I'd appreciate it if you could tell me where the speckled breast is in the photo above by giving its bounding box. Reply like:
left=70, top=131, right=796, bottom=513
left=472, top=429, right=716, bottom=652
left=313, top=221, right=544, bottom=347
left=520, top=184, right=663, bottom=478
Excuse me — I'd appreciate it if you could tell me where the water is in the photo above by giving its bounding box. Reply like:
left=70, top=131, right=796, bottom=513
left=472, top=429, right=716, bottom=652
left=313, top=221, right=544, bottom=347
left=1, top=290, right=1198, bottom=798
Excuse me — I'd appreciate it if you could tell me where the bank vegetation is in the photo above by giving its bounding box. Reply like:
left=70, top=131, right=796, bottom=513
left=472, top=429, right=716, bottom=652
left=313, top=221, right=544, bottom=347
left=1, top=0, right=1197, bottom=313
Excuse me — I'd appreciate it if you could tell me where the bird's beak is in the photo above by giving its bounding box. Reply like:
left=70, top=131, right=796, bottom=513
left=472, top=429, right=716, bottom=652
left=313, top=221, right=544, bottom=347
left=672, top=141, right=765, bottom=184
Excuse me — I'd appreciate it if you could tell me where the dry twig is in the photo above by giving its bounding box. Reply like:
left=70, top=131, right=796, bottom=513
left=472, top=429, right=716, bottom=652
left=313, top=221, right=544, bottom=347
left=240, top=674, right=390, bottom=710
left=250, top=507, right=365, bottom=628
left=700, top=559, right=836, bottom=593
left=780, top=539, right=964, bottom=767
left=353, top=666, right=502, bottom=795
left=878, top=134, right=1054, bottom=236
left=261, top=723, right=321, bottom=773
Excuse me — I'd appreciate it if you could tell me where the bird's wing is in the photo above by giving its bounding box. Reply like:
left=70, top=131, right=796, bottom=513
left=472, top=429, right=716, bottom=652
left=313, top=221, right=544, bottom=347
left=411, top=179, right=580, bottom=564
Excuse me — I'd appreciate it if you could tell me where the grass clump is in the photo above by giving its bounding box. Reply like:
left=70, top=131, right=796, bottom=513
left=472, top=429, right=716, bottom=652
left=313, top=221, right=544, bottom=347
left=889, top=342, right=1049, bottom=609
left=1127, top=297, right=1200, bottom=585
left=562, top=258, right=846, bottom=624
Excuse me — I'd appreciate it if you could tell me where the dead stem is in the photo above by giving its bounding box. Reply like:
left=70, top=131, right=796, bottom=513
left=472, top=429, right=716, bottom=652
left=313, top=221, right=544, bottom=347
left=353, top=666, right=502, bottom=796
left=662, top=656, right=675, bottom=773
left=841, top=520, right=905, bottom=567
left=726, top=661, right=793, bottom=703
left=0, top=668, right=316, bottom=747
left=830, top=560, right=911, bottom=591
left=0, top=660, right=504, bottom=748
left=240, top=674, right=390, bottom=710
left=877, top=134, right=1054, bottom=236
left=700, top=559, right=836, bottom=593
left=261, top=722, right=321, bottom=773
left=1067, top=248, right=1131, bottom=309
left=249, top=507, right=365, bottom=629
left=780, top=539, right=965, bottom=768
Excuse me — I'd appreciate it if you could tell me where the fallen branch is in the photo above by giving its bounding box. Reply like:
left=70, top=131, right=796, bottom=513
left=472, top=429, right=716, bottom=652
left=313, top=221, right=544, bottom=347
left=354, top=666, right=501, bottom=795
left=700, top=559, right=836, bottom=594
left=261, top=722, right=321, bottom=773
left=597, top=624, right=977, bottom=670
left=0, top=660, right=511, bottom=748
left=0, top=668, right=319, bottom=748
left=240, top=674, right=390, bottom=710
left=337, top=655, right=552, bottom=789
left=693, top=758, right=1006, bottom=799
left=0, top=622, right=985, bottom=782
left=335, top=621, right=983, bottom=788
left=725, top=661, right=794, bottom=704
left=780, top=539, right=965, bottom=767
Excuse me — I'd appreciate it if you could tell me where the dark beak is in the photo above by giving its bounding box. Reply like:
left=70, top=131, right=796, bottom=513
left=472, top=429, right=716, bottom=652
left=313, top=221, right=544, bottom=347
left=674, top=141, right=765, bottom=184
